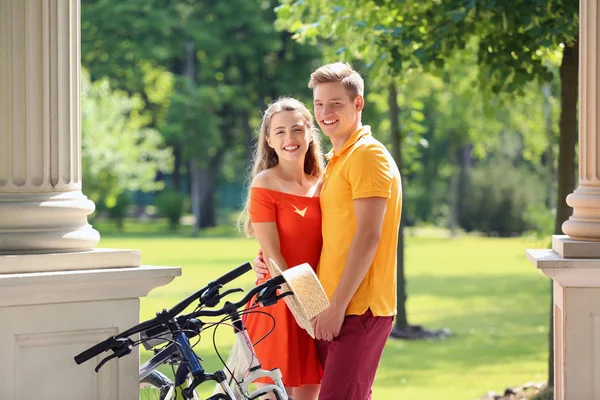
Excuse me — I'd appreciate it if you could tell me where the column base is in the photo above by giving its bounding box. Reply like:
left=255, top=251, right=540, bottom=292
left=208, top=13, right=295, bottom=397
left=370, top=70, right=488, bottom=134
left=0, top=191, right=100, bottom=254
left=0, top=248, right=141, bottom=274
left=563, top=186, right=600, bottom=240
left=527, top=239, right=600, bottom=400
left=553, top=235, right=600, bottom=258
left=0, top=250, right=181, bottom=400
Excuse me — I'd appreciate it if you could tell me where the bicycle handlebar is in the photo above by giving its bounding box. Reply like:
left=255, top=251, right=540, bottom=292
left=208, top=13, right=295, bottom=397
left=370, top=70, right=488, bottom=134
left=188, top=274, right=286, bottom=319
left=74, top=262, right=253, bottom=365
left=169, top=261, right=252, bottom=317
left=74, top=337, right=117, bottom=366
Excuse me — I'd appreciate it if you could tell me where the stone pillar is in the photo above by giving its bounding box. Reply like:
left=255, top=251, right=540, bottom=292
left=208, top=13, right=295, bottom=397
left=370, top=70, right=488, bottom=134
left=0, top=264, right=181, bottom=400
left=527, top=1, right=600, bottom=399
left=562, top=0, right=600, bottom=241
left=0, top=1, right=181, bottom=399
left=0, top=0, right=100, bottom=253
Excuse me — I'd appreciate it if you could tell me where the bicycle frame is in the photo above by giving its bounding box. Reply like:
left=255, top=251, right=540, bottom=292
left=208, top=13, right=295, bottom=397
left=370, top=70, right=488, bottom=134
left=140, top=342, right=178, bottom=381
left=139, top=316, right=239, bottom=399
left=140, top=311, right=289, bottom=400
left=217, top=330, right=288, bottom=399
left=211, top=302, right=289, bottom=400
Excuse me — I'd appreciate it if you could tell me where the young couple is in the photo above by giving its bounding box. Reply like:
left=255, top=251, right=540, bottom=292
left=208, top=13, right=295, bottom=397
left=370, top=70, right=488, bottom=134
left=240, top=62, right=402, bottom=400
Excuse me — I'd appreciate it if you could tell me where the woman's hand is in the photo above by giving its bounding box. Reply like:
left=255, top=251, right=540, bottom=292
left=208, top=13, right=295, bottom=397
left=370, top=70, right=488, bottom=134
left=252, top=249, right=269, bottom=281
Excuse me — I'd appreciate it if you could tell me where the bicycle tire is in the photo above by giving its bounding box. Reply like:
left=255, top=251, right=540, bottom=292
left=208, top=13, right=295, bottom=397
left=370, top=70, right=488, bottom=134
left=140, top=370, right=174, bottom=400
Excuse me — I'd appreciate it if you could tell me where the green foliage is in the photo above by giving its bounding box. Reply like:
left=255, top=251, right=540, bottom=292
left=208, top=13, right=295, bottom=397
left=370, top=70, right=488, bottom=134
left=81, top=2, right=178, bottom=126
left=508, top=78, right=561, bottom=166
left=524, top=204, right=555, bottom=239
left=361, top=59, right=556, bottom=228
left=106, top=192, right=133, bottom=231
left=81, top=70, right=172, bottom=208
left=82, top=0, right=322, bottom=162
left=276, top=0, right=577, bottom=94
left=81, top=0, right=323, bottom=228
left=155, top=189, right=186, bottom=231
left=273, top=0, right=570, bottom=240
left=532, top=387, right=554, bottom=400
left=460, top=157, right=547, bottom=236
left=362, top=70, right=438, bottom=173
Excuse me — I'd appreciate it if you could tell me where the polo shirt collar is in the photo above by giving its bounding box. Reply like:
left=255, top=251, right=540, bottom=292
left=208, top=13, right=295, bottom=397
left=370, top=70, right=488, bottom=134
left=325, top=125, right=371, bottom=160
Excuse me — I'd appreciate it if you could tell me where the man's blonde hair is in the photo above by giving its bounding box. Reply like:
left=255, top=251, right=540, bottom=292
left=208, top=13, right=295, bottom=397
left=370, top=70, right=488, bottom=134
left=308, top=62, right=364, bottom=99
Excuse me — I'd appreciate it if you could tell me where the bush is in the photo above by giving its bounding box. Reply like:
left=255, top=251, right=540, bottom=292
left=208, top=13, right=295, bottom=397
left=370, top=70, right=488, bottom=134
left=459, top=158, right=547, bottom=236
left=155, top=190, right=185, bottom=231
left=106, top=191, right=133, bottom=231
left=531, top=387, right=553, bottom=400
left=523, top=203, right=554, bottom=238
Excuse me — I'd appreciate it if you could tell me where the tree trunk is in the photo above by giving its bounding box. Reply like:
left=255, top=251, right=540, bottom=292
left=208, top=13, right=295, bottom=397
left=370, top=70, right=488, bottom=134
left=198, top=146, right=228, bottom=228
left=387, top=82, right=409, bottom=329
left=243, top=110, right=255, bottom=171
left=555, top=43, right=578, bottom=236
left=194, top=103, right=237, bottom=229
left=190, top=157, right=202, bottom=237
left=395, top=198, right=408, bottom=328
left=198, top=168, right=214, bottom=228
left=541, top=83, right=555, bottom=209
left=172, top=144, right=182, bottom=192
left=449, top=138, right=459, bottom=237
left=243, top=113, right=254, bottom=150
left=548, top=38, right=579, bottom=388
left=184, top=39, right=199, bottom=236
left=458, top=143, right=472, bottom=227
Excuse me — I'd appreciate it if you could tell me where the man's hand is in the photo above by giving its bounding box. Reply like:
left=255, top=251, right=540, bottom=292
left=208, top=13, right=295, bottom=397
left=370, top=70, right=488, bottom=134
left=252, top=249, right=269, bottom=281
left=312, top=304, right=345, bottom=342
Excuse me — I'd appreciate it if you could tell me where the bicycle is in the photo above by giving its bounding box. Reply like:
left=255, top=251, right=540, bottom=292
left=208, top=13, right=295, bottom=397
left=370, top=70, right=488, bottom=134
left=74, top=262, right=298, bottom=399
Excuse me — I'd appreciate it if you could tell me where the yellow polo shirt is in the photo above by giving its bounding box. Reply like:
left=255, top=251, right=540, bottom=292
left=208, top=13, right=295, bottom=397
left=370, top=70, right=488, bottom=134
left=318, top=125, right=402, bottom=317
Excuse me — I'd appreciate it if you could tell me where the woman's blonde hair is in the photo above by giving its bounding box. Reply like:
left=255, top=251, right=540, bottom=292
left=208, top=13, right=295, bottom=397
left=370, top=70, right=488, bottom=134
left=238, top=97, right=325, bottom=236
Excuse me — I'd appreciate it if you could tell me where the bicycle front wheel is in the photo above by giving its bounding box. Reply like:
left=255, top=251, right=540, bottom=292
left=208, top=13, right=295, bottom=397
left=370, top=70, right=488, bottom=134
left=140, top=370, right=174, bottom=400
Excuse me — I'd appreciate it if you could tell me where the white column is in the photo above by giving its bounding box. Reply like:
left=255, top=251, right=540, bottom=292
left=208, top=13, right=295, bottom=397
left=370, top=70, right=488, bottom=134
left=528, top=1, right=600, bottom=399
left=0, top=2, right=182, bottom=399
left=0, top=0, right=99, bottom=254
left=562, top=0, right=600, bottom=240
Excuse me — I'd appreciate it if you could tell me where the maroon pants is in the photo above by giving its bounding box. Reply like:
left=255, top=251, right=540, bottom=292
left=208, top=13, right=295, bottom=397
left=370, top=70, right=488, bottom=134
left=316, top=309, right=393, bottom=400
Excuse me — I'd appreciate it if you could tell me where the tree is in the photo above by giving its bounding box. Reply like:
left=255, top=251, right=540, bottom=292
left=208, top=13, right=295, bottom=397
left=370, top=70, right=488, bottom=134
left=81, top=0, right=321, bottom=232
left=275, top=0, right=578, bottom=383
left=81, top=70, right=172, bottom=225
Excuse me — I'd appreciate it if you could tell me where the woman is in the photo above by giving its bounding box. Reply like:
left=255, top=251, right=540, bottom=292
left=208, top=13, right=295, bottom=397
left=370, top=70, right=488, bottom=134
left=239, top=97, right=325, bottom=400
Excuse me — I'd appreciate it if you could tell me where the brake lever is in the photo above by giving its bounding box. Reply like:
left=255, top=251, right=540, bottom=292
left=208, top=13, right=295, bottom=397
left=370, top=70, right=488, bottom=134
left=200, top=285, right=223, bottom=308
left=199, top=286, right=243, bottom=310
left=276, top=291, right=294, bottom=301
left=220, top=288, right=244, bottom=298
left=255, top=285, right=293, bottom=307
left=95, top=353, right=118, bottom=372
left=94, top=338, right=134, bottom=373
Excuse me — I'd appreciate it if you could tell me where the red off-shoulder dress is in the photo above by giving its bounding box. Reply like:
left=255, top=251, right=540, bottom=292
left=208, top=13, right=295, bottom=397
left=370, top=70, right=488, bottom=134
left=243, top=187, right=323, bottom=387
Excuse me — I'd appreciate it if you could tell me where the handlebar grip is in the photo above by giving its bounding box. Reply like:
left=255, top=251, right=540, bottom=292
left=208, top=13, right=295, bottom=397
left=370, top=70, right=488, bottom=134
left=74, top=337, right=113, bottom=365
left=269, top=274, right=286, bottom=286
left=213, top=262, right=252, bottom=286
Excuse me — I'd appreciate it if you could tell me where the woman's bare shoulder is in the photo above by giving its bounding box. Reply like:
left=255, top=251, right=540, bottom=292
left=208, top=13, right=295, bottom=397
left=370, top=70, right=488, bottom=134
left=251, top=169, right=280, bottom=191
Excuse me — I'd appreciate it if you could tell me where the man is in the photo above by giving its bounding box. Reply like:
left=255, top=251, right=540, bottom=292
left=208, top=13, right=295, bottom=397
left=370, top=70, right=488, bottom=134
left=255, top=62, right=402, bottom=399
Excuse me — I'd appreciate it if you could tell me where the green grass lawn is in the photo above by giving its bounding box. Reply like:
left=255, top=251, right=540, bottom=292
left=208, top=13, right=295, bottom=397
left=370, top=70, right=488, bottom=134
left=96, top=219, right=551, bottom=400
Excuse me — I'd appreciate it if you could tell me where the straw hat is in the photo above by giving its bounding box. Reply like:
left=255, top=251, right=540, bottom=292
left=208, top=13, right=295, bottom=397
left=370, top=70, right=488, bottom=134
left=268, top=258, right=330, bottom=338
